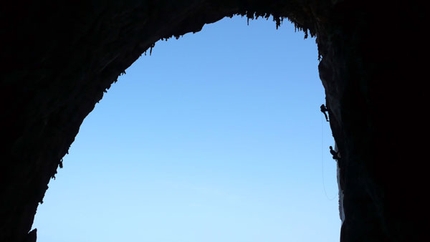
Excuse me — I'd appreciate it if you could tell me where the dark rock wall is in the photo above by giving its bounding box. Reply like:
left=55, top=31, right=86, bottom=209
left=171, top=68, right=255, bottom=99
left=0, top=1, right=428, bottom=242
left=318, top=1, right=428, bottom=241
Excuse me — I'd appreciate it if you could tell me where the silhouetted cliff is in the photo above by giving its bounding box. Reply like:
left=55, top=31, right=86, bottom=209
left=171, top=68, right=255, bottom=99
left=0, top=1, right=428, bottom=242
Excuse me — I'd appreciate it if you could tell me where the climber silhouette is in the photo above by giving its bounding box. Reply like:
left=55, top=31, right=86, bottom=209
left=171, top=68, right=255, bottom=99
left=320, top=104, right=329, bottom=122
left=329, top=146, right=339, bottom=160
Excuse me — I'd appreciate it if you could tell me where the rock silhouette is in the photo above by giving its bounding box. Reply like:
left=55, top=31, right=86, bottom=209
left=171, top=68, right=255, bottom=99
left=0, top=1, right=427, bottom=242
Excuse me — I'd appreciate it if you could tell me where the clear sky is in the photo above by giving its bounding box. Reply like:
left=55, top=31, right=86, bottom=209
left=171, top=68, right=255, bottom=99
left=33, top=16, right=340, bottom=242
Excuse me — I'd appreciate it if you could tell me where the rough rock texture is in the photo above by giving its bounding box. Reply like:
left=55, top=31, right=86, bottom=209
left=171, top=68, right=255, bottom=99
left=0, top=1, right=428, bottom=242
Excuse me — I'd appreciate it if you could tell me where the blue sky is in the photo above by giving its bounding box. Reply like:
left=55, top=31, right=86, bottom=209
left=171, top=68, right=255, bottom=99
left=33, top=16, right=340, bottom=242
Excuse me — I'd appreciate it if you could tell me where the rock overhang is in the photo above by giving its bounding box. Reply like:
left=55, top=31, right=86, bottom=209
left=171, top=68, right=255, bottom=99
left=1, top=1, right=428, bottom=242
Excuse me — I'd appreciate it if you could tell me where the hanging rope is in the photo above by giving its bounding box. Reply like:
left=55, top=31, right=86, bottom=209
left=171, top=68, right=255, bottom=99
left=321, top=114, right=336, bottom=201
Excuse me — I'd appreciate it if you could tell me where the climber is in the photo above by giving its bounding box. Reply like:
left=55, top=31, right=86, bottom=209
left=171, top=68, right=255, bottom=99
left=320, top=104, right=329, bottom=122
left=329, top=146, right=340, bottom=160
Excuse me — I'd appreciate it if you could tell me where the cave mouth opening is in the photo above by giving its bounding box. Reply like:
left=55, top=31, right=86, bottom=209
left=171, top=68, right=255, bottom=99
left=32, top=16, right=339, bottom=242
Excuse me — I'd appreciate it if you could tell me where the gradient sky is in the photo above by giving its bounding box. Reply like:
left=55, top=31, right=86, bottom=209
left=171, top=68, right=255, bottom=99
left=33, top=16, right=340, bottom=242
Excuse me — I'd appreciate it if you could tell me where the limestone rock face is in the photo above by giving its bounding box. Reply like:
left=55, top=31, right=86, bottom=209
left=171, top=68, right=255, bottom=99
left=0, top=1, right=428, bottom=242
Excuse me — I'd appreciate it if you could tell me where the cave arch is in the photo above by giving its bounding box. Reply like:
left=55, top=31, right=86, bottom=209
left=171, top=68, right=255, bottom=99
left=32, top=17, right=340, bottom=242
left=1, top=1, right=428, bottom=242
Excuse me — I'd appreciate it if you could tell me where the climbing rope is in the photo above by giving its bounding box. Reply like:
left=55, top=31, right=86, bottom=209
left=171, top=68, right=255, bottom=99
left=321, top=114, right=336, bottom=201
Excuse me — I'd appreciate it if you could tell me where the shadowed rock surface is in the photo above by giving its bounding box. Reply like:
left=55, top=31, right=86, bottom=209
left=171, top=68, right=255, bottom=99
left=0, top=1, right=428, bottom=242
